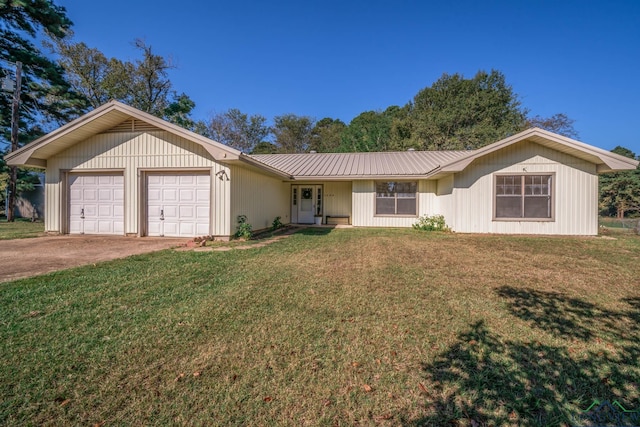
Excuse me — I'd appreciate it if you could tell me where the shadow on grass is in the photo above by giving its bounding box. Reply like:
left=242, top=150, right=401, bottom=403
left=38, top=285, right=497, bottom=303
left=295, top=226, right=335, bottom=236
left=408, top=287, right=640, bottom=426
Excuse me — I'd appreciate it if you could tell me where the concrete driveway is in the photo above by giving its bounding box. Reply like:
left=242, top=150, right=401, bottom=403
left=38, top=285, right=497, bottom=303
left=0, top=235, right=187, bottom=283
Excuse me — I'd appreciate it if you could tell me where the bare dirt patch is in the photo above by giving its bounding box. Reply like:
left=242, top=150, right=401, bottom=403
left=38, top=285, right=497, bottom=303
left=0, top=235, right=186, bottom=283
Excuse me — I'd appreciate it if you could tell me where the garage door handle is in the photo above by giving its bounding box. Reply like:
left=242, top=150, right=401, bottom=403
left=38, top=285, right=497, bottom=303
left=160, top=209, right=164, bottom=221
left=80, top=208, right=85, bottom=219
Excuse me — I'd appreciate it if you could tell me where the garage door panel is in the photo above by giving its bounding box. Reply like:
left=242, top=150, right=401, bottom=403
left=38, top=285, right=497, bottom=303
left=148, top=188, right=161, bottom=202
left=179, top=206, right=195, bottom=218
left=83, top=189, right=98, bottom=201
left=196, top=206, right=209, bottom=218
left=83, top=205, right=97, bottom=216
left=179, top=189, right=195, bottom=202
left=196, top=223, right=209, bottom=235
left=196, top=189, right=209, bottom=201
left=180, top=223, right=195, bottom=236
left=163, top=205, right=178, bottom=218
left=162, top=189, right=179, bottom=202
left=69, top=174, right=124, bottom=235
left=180, top=175, right=195, bottom=185
left=98, top=204, right=113, bottom=216
left=147, top=173, right=210, bottom=237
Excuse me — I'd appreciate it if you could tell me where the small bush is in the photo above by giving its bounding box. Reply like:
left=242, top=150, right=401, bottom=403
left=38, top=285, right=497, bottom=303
left=235, top=215, right=253, bottom=239
left=271, top=216, right=284, bottom=231
left=412, top=214, right=450, bottom=232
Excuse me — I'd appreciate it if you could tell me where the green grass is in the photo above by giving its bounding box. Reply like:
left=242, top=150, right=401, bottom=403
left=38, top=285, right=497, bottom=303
left=0, top=218, right=45, bottom=240
left=599, top=215, right=639, bottom=230
left=1, top=228, right=639, bottom=426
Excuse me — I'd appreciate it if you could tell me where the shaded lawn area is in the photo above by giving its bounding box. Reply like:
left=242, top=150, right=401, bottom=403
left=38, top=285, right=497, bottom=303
left=0, top=219, right=45, bottom=240
left=1, top=228, right=639, bottom=426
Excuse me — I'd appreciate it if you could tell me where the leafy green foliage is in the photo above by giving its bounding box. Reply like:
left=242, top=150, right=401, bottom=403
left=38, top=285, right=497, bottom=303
left=203, top=108, right=270, bottom=152
left=0, top=1, right=86, bottom=136
left=599, top=146, right=640, bottom=218
left=271, top=216, right=284, bottom=231
left=409, top=70, right=527, bottom=150
left=297, top=70, right=575, bottom=154
left=272, top=114, right=314, bottom=153
left=234, top=214, right=253, bottom=239
left=52, top=38, right=196, bottom=127
left=1, top=1, right=86, bottom=219
left=309, top=117, right=346, bottom=153
left=412, top=214, right=450, bottom=231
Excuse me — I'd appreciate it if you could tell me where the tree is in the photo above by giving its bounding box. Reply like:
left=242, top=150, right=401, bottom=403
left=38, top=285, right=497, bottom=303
left=599, top=146, right=640, bottom=218
left=1, top=0, right=86, bottom=220
left=309, top=117, right=346, bottom=152
left=272, top=114, right=314, bottom=153
left=408, top=70, right=527, bottom=150
left=204, top=108, right=270, bottom=152
left=53, top=38, right=196, bottom=127
left=526, top=113, right=578, bottom=139
left=340, top=106, right=412, bottom=153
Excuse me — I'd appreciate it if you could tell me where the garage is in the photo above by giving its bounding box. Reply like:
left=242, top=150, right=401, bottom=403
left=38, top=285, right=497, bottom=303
left=68, top=173, right=124, bottom=235
left=146, top=173, right=210, bottom=237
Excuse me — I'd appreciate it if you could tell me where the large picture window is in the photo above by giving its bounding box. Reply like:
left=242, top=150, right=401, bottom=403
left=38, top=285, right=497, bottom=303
left=376, top=181, right=417, bottom=215
left=495, top=174, right=553, bottom=220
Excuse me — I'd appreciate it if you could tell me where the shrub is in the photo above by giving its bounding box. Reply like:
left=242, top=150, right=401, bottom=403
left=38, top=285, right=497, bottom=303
left=412, top=214, right=450, bottom=232
left=235, top=215, right=253, bottom=239
left=271, top=216, right=284, bottom=231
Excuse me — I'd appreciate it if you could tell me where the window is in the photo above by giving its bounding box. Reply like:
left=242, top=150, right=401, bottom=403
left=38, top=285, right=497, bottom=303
left=495, top=174, right=553, bottom=220
left=376, top=181, right=417, bottom=215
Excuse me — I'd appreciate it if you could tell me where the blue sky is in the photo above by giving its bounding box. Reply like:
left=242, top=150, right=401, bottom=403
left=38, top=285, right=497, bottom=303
left=58, top=0, right=640, bottom=154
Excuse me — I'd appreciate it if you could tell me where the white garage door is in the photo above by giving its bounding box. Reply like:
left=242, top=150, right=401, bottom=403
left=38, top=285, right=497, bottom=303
left=69, top=174, right=124, bottom=235
left=147, top=173, right=210, bottom=237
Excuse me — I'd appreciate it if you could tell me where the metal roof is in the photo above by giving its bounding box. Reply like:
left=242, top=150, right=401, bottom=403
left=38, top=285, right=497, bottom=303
left=250, top=150, right=469, bottom=179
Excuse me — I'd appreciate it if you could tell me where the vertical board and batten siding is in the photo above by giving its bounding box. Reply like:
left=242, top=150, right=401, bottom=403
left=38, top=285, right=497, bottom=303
left=449, top=141, right=599, bottom=235
left=435, top=175, right=455, bottom=229
left=45, top=130, right=231, bottom=236
left=352, top=180, right=437, bottom=227
left=323, top=181, right=352, bottom=218
left=229, top=165, right=289, bottom=231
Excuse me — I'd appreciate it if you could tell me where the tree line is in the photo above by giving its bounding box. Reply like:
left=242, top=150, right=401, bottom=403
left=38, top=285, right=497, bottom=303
left=0, top=1, right=638, bottom=219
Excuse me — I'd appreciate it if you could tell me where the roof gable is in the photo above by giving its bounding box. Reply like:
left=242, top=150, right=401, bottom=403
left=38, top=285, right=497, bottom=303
left=6, top=100, right=242, bottom=168
left=435, top=128, right=639, bottom=175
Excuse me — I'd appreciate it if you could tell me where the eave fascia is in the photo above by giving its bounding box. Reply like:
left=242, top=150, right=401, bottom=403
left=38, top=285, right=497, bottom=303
left=237, top=154, right=293, bottom=179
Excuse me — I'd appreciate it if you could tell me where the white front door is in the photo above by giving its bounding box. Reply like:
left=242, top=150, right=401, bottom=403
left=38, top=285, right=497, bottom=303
left=68, top=174, right=124, bottom=235
left=147, top=173, right=210, bottom=237
left=292, top=185, right=322, bottom=224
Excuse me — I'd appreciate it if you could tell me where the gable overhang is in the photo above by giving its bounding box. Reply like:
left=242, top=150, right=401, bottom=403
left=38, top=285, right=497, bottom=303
left=5, top=100, right=243, bottom=168
left=436, top=128, right=639, bottom=174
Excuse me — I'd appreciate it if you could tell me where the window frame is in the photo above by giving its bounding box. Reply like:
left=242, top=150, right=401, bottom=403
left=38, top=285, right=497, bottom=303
left=374, top=181, right=418, bottom=217
left=493, top=173, right=555, bottom=222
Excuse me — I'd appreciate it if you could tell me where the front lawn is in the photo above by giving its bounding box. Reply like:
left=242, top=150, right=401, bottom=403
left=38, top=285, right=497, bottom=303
left=0, top=218, right=45, bottom=240
left=1, top=228, right=639, bottom=426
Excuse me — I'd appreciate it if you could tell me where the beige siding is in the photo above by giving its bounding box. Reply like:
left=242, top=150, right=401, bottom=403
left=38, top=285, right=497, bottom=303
left=323, top=181, right=352, bottom=217
left=46, top=131, right=231, bottom=236
left=229, top=165, right=289, bottom=232
left=435, top=175, right=455, bottom=230
left=448, top=141, right=599, bottom=235
left=352, top=180, right=437, bottom=227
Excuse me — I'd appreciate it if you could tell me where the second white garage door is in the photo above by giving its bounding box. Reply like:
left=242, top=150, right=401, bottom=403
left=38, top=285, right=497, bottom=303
left=147, top=173, right=210, bottom=237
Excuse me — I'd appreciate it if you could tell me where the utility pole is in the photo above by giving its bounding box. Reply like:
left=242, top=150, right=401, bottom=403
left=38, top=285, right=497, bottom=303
left=6, top=61, right=22, bottom=222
